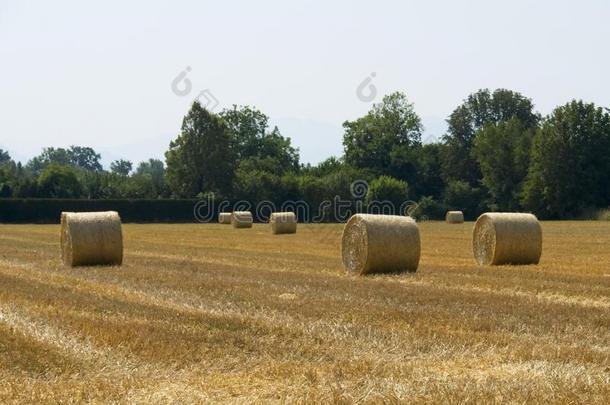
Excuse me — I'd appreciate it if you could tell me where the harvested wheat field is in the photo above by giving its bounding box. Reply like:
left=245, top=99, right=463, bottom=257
left=0, top=221, right=609, bottom=403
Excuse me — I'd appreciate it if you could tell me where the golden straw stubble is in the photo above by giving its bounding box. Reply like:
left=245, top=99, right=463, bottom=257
left=231, top=211, right=253, bottom=228
left=341, top=214, right=420, bottom=275
left=270, top=212, right=297, bottom=234
left=473, top=212, right=542, bottom=266
left=60, top=211, right=123, bottom=267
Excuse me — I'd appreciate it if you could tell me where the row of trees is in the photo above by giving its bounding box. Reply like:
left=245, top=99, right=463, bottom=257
left=0, top=147, right=167, bottom=199
left=1, top=88, right=609, bottom=219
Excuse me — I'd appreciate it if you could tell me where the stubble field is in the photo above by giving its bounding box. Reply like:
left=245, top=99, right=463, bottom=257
left=0, top=221, right=609, bottom=403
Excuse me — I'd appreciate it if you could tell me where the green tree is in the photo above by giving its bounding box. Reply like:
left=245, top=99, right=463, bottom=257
left=365, top=176, right=409, bottom=209
left=68, top=146, right=103, bottom=171
left=522, top=100, right=610, bottom=218
left=0, top=149, right=11, bottom=165
left=135, top=159, right=167, bottom=198
left=443, top=180, right=486, bottom=220
left=411, top=196, right=448, bottom=221
left=257, top=127, right=300, bottom=174
left=301, top=157, right=343, bottom=177
left=473, top=117, right=534, bottom=211
left=14, top=176, right=38, bottom=198
left=37, top=164, right=83, bottom=198
left=110, top=159, right=133, bottom=176
left=220, top=105, right=269, bottom=160
left=233, top=160, right=282, bottom=202
left=412, top=143, right=445, bottom=200
left=343, top=92, right=422, bottom=182
left=220, top=105, right=299, bottom=174
left=27, top=147, right=71, bottom=174
left=27, top=146, right=103, bottom=174
left=442, top=89, right=539, bottom=186
left=79, top=170, right=104, bottom=199
left=0, top=150, right=15, bottom=196
left=0, top=165, right=15, bottom=197
left=165, top=102, right=236, bottom=197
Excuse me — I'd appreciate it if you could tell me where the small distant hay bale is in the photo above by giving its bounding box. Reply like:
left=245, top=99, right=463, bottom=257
left=446, top=211, right=464, bottom=224
left=278, top=293, right=297, bottom=301
left=270, top=212, right=297, bottom=234
left=60, top=211, right=123, bottom=267
left=218, top=212, right=232, bottom=224
left=473, top=212, right=542, bottom=266
left=231, top=211, right=253, bottom=228
left=341, top=214, right=420, bottom=275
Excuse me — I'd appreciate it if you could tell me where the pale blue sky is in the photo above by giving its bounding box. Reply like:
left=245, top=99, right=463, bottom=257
left=1, top=0, right=609, bottom=167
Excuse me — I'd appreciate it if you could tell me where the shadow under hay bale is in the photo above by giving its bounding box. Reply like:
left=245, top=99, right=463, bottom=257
left=231, top=211, right=253, bottom=228
left=60, top=211, right=123, bottom=267
left=341, top=214, right=420, bottom=275
left=270, top=212, right=297, bottom=234
left=446, top=211, right=464, bottom=224
left=473, top=212, right=542, bottom=266
left=218, top=212, right=232, bottom=224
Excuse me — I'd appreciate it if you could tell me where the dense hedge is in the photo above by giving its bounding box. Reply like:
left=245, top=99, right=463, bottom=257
left=0, top=198, right=439, bottom=224
left=0, top=199, right=200, bottom=223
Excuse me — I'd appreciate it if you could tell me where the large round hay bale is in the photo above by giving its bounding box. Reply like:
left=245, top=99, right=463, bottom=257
left=270, top=212, right=297, bottom=234
left=218, top=212, right=232, bottom=224
left=341, top=214, right=420, bottom=275
left=446, top=211, right=464, bottom=224
left=473, top=213, right=542, bottom=266
left=60, top=211, right=123, bottom=267
left=231, top=211, right=253, bottom=228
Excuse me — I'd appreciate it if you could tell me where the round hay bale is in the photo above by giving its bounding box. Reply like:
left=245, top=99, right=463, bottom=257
left=341, top=214, right=420, bottom=275
left=446, top=211, right=464, bottom=224
left=231, top=211, right=253, bottom=228
left=270, top=212, right=297, bottom=234
left=60, top=211, right=123, bottom=267
left=473, top=212, right=542, bottom=266
left=218, top=212, right=232, bottom=224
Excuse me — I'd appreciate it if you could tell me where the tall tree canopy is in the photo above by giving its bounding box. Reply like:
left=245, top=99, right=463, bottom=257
left=110, top=159, right=133, bottom=176
left=27, top=147, right=71, bottom=173
left=473, top=117, right=534, bottom=211
left=0, top=149, right=11, bottom=165
left=165, top=101, right=236, bottom=197
left=68, top=146, right=103, bottom=171
left=522, top=100, right=610, bottom=218
left=220, top=105, right=299, bottom=174
left=27, top=146, right=102, bottom=174
left=343, top=92, right=422, bottom=183
left=220, top=105, right=269, bottom=160
left=37, top=164, right=83, bottom=198
left=135, top=159, right=167, bottom=197
left=442, top=89, right=539, bottom=186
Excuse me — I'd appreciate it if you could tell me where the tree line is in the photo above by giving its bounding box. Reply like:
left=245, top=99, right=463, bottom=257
left=1, top=88, right=609, bottom=219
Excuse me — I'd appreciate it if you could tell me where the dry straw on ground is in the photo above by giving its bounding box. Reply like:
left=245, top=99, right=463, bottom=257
left=231, top=211, right=253, bottom=228
left=270, top=212, right=297, bottom=234
left=341, top=214, right=420, bottom=275
left=1, top=222, right=609, bottom=402
left=473, top=212, right=542, bottom=266
left=60, top=211, right=123, bottom=267
left=446, top=211, right=464, bottom=224
left=218, top=213, right=232, bottom=224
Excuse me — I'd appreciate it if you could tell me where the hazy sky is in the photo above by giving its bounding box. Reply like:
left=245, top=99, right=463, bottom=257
left=1, top=0, right=609, bottom=167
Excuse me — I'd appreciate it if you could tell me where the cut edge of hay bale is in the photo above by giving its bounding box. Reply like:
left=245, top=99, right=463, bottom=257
left=446, top=211, right=464, bottom=224
left=60, top=211, right=123, bottom=267
left=270, top=212, right=297, bottom=234
left=472, top=212, right=542, bottom=266
left=341, top=214, right=420, bottom=275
